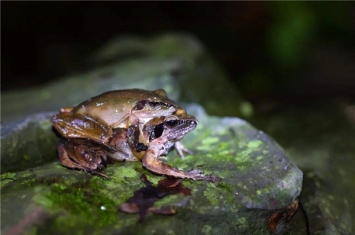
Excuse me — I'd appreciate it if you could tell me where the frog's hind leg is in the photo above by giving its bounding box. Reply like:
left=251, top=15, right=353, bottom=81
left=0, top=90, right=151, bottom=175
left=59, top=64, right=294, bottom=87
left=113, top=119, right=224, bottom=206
left=57, top=140, right=109, bottom=178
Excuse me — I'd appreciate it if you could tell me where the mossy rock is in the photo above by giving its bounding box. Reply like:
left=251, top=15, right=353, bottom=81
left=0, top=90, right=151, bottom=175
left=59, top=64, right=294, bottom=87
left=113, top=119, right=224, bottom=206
left=1, top=105, right=302, bottom=235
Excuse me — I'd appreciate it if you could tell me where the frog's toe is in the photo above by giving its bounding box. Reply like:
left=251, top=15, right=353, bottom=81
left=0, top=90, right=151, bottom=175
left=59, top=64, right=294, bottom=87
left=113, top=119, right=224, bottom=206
left=58, top=140, right=109, bottom=178
left=190, top=173, right=222, bottom=185
left=187, top=169, right=203, bottom=175
left=87, top=169, right=109, bottom=179
left=58, top=142, right=86, bottom=170
left=174, top=141, right=193, bottom=160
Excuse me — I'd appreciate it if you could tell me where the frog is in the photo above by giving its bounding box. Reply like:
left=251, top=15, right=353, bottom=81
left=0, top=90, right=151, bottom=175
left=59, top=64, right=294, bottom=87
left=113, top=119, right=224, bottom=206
left=52, top=89, right=219, bottom=182
left=52, top=89, right=179, bottom=146
left=127, top=112, right=206, bottom=180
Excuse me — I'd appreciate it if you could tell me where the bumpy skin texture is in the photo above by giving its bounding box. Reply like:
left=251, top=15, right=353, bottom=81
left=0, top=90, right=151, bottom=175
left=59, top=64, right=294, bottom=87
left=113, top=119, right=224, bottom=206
left=52, top=89, right=178, bottom=145
left=52, top=89, right=218, bottom=182
left=71, top=89, right=178, bottom=128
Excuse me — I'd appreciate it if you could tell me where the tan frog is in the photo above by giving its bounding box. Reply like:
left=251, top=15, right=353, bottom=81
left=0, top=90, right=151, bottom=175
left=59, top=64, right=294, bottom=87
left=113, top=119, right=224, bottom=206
left=52, top=89, right=218, bottom=182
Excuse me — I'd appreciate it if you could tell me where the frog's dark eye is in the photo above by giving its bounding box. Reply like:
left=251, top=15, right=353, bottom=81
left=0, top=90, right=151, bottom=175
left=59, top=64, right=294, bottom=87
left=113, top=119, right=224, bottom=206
left=165, top=120, right=179, bottom=128
left=133, top=100, right=147, bottom=110
left=150, top=101, right=160, bottom=107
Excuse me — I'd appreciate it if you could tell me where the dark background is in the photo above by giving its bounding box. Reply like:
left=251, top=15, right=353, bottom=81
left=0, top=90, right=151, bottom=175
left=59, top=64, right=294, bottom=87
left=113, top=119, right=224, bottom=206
left=2, top=2, right=355, bottom=106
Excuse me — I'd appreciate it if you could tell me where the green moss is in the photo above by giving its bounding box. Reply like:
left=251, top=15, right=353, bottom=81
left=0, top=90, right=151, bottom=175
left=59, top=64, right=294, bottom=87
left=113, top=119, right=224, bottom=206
left=247, top=140, right=263, bottom=149
left=201, top=137, right=220, bottom=146
left=112, top=165, right=139, bottom=179
left=20, top=176, right=37, bottom=186
left=256, top=156, right=263, bottom=161
left=1, top=172, right=16, bottom=181
left=218, top=181, right=234, bottom=193
left=38, top=117, right=52, bottom=126
left=37, top=181, right=119, bottom=233
left=236, top=217, right=247, bottom=230
left=0, top=172, right=16, bottom=188
left=203, top=184, right=219, bottom=206
left=235, top=151, right=252, bottom=164
left=201, top=224, right=212, bottom=235
left=144, top=174, right=160, bottom=185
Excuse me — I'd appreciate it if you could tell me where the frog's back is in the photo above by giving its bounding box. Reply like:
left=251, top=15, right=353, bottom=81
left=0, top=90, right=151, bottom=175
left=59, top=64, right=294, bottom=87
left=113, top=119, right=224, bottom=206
left=72, top=89, right=172, bottom=126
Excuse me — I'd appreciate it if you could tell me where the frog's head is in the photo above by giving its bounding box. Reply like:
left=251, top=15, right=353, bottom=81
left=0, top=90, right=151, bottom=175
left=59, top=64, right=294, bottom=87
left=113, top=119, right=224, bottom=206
left=143, top=113, right=198, bottom=144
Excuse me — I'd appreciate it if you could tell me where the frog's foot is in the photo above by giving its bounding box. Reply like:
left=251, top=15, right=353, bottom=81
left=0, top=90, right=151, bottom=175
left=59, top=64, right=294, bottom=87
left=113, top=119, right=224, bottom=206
left=142, top=148, right=221, bottom=184
left=142, top=149, right=192, bottom=179
left=186, top=169, right=222, bottom=185
left=58, top=140, right=109, bottom=178
left=174, top=141, right=192, bottom=160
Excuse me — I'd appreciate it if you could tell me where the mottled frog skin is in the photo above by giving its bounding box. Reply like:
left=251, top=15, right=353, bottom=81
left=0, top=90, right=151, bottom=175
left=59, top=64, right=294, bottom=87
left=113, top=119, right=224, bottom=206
left=52, top=89, right=214, bottom=181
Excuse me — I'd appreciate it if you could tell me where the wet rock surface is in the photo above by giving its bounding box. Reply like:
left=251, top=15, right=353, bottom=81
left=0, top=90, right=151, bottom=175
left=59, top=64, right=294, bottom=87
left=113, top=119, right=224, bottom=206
left=1, top=34, right=309, bottom=235
left=1, top=112, right=57, bottom=173
left=250, top=102, right=355, bottom=235
left=1, top=105, right=302, bottom=235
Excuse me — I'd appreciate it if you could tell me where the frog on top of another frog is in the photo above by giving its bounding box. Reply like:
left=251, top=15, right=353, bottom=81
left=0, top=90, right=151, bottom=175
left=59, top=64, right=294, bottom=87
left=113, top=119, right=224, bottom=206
left=52, top=88, right=220, bottom=183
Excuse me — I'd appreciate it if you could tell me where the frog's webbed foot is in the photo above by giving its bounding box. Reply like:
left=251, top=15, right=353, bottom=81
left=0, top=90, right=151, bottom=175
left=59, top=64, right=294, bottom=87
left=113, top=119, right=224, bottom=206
left=142, top=145, right=221, bottom=184
left=186, top=169, right=222, bottom=185
left=58, top=140, right=109, bottom=178
left=174, top=141, right=192, bottom=160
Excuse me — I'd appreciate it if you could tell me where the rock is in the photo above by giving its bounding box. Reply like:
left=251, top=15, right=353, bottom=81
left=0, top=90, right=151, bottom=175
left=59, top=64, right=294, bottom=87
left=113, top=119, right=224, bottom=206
left=250, top=103, right=355, bottom=234
left=1, top=33, right=303, bottom=234
left=1, top=112, right=58, bottom=173
left=1, top=105, right=302, bottom=235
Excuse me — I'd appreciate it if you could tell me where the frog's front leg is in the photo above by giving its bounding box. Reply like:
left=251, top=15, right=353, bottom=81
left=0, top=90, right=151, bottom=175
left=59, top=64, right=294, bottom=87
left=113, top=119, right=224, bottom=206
left=142, top=149, right=194, bottom=180
left=174, top=141, right=192, bottom=160
left=58, top=139, right=109, bottom=178
left=142, top=143, right=207, bottom=181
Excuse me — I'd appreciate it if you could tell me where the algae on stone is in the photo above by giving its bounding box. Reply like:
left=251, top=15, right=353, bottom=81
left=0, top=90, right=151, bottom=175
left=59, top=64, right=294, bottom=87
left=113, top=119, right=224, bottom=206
left=1, top=105, right=302, bottom=235
left=250, top=102, right=355, bottom=234
left=1, top=112, right=59, bottom=172
left=1, top=33, right=307, bottom=235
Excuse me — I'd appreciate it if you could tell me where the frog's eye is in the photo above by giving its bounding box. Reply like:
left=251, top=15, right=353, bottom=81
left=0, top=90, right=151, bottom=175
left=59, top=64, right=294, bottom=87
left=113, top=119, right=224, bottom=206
left=133, top=100, right=148, bottom=110
left=150, top=101, right=160, bottom=107
left=165, top=120, right=179, bottom=128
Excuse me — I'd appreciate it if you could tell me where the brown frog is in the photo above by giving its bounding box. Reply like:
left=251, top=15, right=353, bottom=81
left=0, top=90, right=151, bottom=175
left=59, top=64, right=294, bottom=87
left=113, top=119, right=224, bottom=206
left=52, top=89, right=178, bottom=145
left=52, top=89, right=217, bottom=182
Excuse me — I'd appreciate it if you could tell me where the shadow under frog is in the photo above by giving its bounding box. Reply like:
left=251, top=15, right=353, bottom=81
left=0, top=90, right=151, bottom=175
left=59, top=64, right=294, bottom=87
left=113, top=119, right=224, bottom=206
left=120, top=174, right=191, bottom=221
